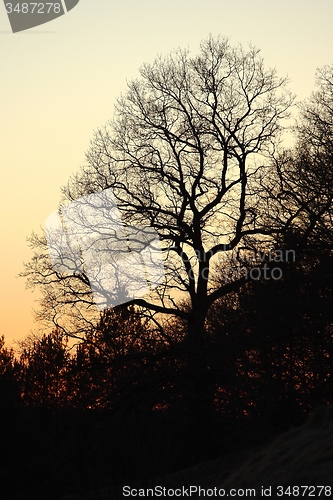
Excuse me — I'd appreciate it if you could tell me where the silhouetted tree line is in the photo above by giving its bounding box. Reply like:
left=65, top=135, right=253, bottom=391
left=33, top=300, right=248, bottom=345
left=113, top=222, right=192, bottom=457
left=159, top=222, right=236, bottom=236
left=2, top=240, right=333, bottom=499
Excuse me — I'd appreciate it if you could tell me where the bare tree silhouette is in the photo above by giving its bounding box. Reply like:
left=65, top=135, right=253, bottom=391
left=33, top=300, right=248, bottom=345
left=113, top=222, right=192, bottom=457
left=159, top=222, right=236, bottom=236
left=22, top=36, right=294, bottom=343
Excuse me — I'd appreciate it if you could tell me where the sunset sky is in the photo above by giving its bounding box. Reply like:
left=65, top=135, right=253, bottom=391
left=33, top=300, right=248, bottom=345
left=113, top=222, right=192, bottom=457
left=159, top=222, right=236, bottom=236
left=1, top=0, right=333, bottom=347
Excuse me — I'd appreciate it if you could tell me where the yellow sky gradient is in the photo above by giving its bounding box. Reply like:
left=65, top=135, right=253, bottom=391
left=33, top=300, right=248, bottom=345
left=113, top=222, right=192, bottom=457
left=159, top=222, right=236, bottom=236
left=1, top=0, right=333, bottom=347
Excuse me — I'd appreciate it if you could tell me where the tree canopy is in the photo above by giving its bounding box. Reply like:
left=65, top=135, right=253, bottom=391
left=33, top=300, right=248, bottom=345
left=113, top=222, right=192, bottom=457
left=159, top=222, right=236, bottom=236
left=23, top=36, right=295, bottom=339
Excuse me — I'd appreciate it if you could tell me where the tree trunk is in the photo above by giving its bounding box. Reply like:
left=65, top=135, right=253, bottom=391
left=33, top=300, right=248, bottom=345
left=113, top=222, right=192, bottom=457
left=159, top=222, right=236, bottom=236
left=182, top=303, right=216, bottom=459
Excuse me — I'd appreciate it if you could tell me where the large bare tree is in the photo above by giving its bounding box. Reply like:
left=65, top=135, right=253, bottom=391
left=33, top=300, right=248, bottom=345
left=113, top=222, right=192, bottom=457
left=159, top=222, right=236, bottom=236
left=23, top=36, right=294, bottom=342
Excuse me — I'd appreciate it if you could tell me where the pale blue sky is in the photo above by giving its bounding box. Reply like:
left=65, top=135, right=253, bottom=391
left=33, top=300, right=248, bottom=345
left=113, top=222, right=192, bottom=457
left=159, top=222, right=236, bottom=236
left=1, top=0, right=333, bottom=344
